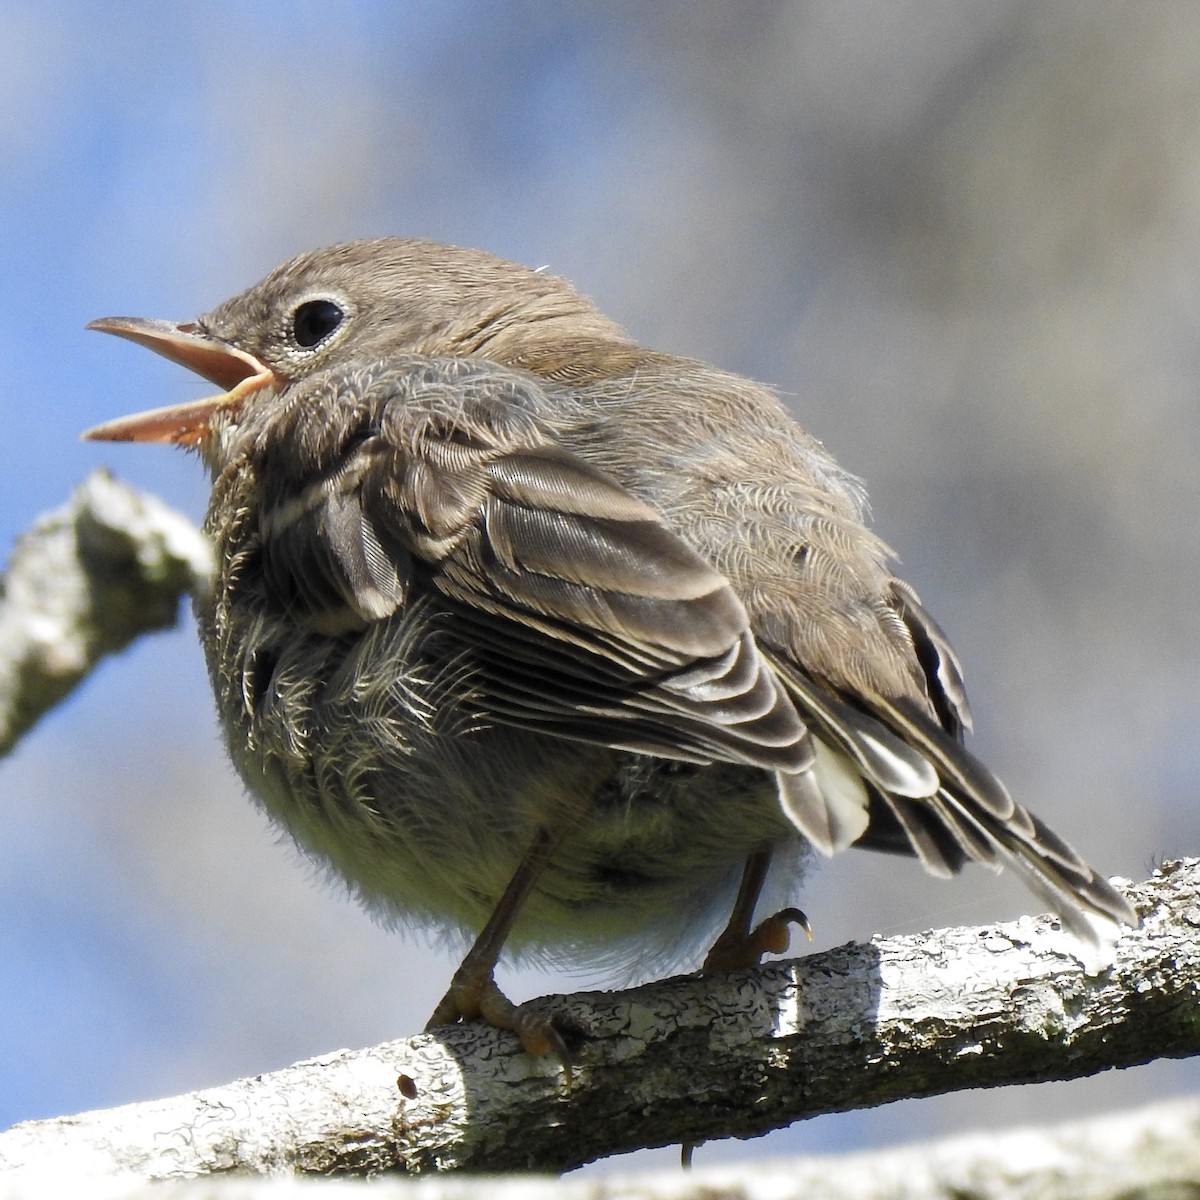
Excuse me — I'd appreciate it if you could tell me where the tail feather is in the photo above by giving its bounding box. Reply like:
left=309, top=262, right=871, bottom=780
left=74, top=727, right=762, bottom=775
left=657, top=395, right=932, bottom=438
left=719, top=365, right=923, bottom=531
left=919, top=791, right=999, bottom=867
left=767, top=657, right=1137, bottom=947
left=957, top=795, right=1136, bottom=938
left=874, top=793, right=962, bottom=878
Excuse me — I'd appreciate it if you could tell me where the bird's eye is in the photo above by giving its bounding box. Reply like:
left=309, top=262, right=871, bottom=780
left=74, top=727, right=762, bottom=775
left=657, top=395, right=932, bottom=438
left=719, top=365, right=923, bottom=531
left=292, top=299, right=345, bottom=349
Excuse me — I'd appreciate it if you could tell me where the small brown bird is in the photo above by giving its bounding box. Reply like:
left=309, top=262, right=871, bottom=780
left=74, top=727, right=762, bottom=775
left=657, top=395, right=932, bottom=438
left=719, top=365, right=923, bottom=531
left=84, top=238, right=1134, bottom=1059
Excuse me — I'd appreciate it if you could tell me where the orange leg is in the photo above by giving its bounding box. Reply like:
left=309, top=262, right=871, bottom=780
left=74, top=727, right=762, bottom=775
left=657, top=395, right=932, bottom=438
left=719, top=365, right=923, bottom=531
left=702, top=849, right=812, bottom=972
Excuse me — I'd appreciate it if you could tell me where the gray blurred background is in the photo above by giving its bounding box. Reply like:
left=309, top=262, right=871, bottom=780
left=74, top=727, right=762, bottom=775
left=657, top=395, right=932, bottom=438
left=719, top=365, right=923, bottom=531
left=1, top=0, right=1197, bottom=1174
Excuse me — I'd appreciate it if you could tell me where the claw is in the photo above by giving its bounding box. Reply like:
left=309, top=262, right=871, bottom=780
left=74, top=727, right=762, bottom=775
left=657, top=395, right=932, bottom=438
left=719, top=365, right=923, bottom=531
left=702, top=906, right=812, bottom=972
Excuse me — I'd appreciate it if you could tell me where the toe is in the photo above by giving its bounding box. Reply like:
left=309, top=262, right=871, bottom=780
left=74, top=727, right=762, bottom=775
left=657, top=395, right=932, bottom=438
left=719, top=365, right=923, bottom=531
left=426, top=973, right=575, bottom=1074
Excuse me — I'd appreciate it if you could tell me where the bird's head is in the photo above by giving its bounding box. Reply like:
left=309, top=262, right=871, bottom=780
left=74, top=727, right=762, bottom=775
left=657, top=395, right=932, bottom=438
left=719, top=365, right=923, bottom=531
left=83, top=237, right=627, bottom=454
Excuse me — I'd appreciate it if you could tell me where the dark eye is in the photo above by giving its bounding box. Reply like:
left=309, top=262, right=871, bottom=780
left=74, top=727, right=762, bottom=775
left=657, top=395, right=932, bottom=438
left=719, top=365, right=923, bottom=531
left=292, top=298, right=344, bottom=349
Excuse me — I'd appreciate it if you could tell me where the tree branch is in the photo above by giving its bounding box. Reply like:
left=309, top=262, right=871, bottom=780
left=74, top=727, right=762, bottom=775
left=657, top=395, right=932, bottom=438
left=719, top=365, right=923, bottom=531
left=0, top=858, right=1192, bottom=1181
left=0, top=470, right=212, bottom=756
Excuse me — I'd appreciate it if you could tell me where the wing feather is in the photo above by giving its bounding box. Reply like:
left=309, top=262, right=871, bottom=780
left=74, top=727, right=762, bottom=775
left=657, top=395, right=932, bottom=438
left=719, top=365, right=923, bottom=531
left=252, top=356, right=816, bottom=777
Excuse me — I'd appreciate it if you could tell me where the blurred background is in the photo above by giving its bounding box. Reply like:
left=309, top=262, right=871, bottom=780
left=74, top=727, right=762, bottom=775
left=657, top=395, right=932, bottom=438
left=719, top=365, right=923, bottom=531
left=1, top=0, right=1197, bottom=1174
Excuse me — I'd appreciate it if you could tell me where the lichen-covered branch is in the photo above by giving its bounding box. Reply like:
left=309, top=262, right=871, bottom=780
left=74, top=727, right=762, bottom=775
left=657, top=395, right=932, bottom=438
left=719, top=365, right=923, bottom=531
left=0, top=471, right=212, bottom=756
left=0, top=859, right=1193, bottom=1182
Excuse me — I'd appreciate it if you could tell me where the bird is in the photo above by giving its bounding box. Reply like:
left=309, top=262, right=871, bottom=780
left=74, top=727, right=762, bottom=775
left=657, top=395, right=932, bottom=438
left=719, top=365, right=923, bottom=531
left=83, top=236, right=1135, bottom=1060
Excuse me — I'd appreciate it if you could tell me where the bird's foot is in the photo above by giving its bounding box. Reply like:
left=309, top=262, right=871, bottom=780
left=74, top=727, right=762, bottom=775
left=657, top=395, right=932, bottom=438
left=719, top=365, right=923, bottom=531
left=701, top=906, right=812, bottom=972
left=426, top=967, right=575, bottom=1072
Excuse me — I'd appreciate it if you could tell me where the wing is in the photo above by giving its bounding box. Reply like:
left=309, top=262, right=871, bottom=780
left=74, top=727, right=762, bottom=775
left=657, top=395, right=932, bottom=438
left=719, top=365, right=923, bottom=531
left=249, top=356, right=814, bottom=777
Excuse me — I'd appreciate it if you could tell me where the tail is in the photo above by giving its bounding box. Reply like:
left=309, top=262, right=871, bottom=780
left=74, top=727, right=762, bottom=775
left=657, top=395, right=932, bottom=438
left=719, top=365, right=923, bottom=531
left=770, top=656, right=1136, bottom=951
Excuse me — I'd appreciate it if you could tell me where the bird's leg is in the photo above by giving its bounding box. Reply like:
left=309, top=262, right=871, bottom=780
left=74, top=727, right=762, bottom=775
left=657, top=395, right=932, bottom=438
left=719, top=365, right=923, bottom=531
left=687, top=854, right=813, bottom=1166
left=701, top=848, right=812, bottom=972
left=426, top=826, right=571, bottom=1063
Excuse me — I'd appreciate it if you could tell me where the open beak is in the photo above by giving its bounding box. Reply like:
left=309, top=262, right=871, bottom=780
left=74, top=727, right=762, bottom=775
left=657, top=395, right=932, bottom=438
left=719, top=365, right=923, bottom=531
left=82, top=317, right=276, bottom=447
